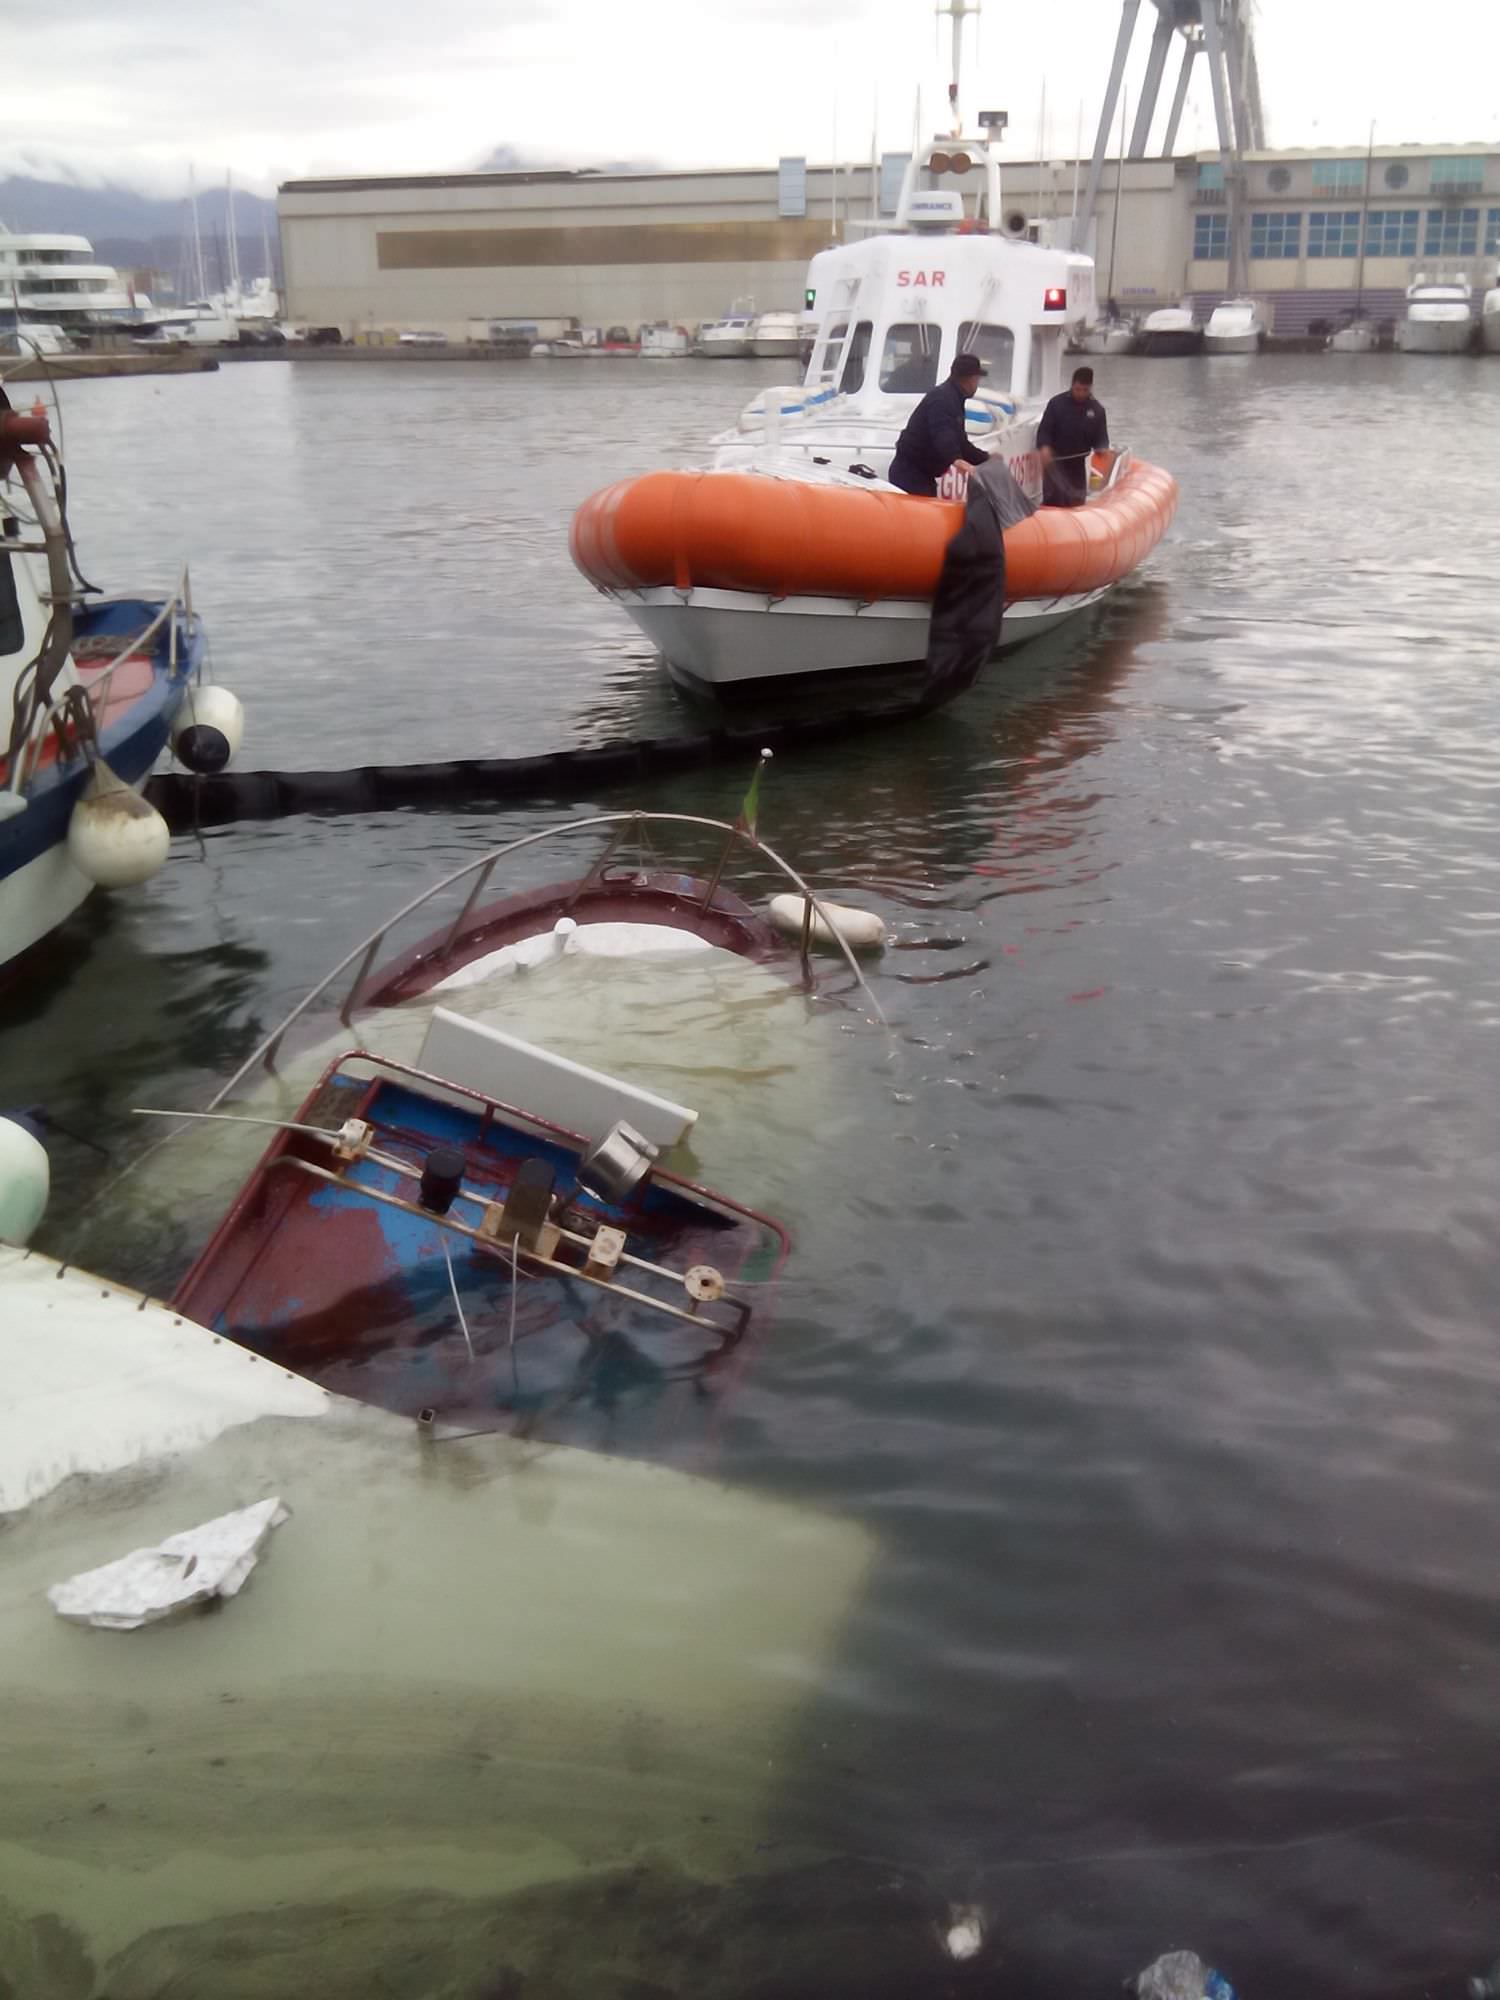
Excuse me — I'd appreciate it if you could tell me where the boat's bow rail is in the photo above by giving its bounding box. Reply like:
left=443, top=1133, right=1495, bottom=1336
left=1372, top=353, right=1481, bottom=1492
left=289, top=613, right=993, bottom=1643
left=194, top=811, right=884, bottom=1114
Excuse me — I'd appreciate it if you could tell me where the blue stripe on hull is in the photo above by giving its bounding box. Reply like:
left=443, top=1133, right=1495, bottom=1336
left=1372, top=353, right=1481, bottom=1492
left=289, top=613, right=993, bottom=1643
left=0, top=600, right=204, bottom=882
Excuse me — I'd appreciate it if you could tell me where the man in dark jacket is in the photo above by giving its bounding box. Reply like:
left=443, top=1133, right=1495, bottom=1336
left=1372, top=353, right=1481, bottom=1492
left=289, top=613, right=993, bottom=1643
left=888, top=354, right=992, bottom=497
left=1036, top=365, right=1109, bottom=507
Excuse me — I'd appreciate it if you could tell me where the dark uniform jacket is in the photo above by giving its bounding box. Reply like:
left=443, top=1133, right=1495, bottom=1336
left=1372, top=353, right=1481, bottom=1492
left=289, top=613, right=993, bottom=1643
left=889, top=379, right=991, bottom=497
left=1036, top=390, right=1109, bottom=506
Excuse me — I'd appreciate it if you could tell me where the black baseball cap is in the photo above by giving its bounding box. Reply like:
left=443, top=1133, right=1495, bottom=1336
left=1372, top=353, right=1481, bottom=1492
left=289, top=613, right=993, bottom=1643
left=951, top=353, right=986, bottom=378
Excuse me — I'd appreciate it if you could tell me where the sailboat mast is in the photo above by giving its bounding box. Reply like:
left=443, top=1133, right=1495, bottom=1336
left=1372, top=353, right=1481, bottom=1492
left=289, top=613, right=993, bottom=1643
left=189, top=166, right=207, bottom=300
left=1353, top=120, right=1374, bottom=313
left=226, top=171, right=242, bottom=298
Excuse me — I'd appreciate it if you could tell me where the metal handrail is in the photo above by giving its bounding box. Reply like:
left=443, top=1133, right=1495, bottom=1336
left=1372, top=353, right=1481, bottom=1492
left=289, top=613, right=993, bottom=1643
left=2, top=565, right=194, bottom=798
left=205, top=810, right=886, bottom=1113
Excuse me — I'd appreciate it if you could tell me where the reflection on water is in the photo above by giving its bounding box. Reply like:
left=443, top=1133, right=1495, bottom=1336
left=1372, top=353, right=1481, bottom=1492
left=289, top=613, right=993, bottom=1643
left=3, top=353, right=1500, bottom=1994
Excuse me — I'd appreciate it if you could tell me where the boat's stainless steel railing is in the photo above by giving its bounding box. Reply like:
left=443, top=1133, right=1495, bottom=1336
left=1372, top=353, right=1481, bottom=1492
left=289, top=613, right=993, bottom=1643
left=0, top=561, right=194, bottom=802
left=205, top=810, right=885, bottom=1112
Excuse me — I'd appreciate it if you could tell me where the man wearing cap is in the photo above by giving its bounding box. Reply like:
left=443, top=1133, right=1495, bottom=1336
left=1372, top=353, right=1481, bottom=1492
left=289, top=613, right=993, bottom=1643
left=887, top=353, right=994, bottom=498
left=1036, top=365, right=1109, bottom=508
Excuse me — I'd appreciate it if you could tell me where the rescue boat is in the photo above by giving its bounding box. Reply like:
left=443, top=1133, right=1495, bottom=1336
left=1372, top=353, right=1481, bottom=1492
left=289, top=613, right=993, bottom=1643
left=568, top=6, right=1177, bottom=693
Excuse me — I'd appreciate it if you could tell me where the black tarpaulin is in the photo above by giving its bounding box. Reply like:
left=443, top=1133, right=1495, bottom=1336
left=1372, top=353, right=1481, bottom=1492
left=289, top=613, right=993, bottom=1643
left=919, top=459, right=1036, bottom=707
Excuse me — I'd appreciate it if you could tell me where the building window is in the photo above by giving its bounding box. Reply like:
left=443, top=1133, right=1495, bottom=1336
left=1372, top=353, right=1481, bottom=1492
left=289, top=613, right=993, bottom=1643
left=1365, top=209, right=1419, bottom=257
left=1250, top=211, right=1302, bottom=259
left=878, top=322, right=941, bottom=393
left=1196, top=160, right=1225, bottom=191
left=1430, top=156, right=1485, bottom=189
left=1266, top=166, right=1291, bottom=193
left=1311, top=159, right=1363, bottom=192
left=1424, top=207, right=1479, bottom=257
left=1193, top=213, right=1228, bottom=259
left=1307, top=210, right=1361, bottom=258
left=1485, top=209, right=1500, bottom=256
left=1383, top=162, right=1409, bottom=190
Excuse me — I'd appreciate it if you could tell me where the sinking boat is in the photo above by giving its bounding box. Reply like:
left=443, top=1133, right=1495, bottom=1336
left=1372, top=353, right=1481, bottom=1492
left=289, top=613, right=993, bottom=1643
left=568, top=12, right=1175, bottom=694
left=0, top=397, right=244, bottom=972
left=100, top=808, right=882, bottom=1440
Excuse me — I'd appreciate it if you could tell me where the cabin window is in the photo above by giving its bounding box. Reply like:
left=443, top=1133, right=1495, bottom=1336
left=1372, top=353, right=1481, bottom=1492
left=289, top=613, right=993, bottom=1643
left=0, top=552, right=23, bottom=659
left=956, top=321, right=1015, bottom=389
left=878, top=322, right=940, bottom=392
left=815, top=320, right=849, bottom=381
left=1027, top=329, right=1062, bottom=399
left=839, top=321, right=872, bottom=392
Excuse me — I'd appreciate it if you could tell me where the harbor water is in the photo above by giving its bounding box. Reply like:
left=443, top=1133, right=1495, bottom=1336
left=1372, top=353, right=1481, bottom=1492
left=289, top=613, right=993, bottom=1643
left=3, top=352, right=1500, bottom=1996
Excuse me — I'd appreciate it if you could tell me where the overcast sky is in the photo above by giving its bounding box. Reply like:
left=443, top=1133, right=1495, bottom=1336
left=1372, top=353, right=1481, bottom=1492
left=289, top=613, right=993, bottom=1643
left=7, top=0, right=1495, bottom=194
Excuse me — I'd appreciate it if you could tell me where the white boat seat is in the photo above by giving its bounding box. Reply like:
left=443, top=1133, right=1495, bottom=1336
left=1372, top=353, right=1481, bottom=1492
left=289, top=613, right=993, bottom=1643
left=417, top=1007, right=697, bottom=1150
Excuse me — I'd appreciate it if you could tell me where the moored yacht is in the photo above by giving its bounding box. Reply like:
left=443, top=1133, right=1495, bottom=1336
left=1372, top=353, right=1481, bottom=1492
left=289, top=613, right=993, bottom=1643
left=1395, top=275, right=1474, bottom=353
left=1203, top=296, right=1267, bottom=353
left=694, top=304, right=756, bottom=357
left=1138, top=303, right=1202, bottom=356
left=0, top=225, right=144, bottom=339
left=569, top=4, right=1177, bottom=694
left=751, top=310, right=802, bottom=358
left=1479, top=277, right=1500, bottom=354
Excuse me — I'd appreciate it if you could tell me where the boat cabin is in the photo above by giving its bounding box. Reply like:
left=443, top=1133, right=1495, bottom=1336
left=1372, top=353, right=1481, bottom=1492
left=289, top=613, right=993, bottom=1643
left=802, top=134, right=1094, bottom=411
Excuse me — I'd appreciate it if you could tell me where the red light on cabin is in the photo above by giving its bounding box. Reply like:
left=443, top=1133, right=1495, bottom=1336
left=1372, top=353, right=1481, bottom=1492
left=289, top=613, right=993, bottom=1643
left=1044, top=286, right=1067, bottom=311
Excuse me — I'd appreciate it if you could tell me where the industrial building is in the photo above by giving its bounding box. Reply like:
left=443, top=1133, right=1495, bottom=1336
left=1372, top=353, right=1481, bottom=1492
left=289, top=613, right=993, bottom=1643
left=279, top=141, right=1500, bottom=344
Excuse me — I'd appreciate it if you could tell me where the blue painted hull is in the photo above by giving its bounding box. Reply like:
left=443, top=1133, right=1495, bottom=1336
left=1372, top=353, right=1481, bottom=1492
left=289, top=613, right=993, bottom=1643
left=0, top=597, right=203, bottom=968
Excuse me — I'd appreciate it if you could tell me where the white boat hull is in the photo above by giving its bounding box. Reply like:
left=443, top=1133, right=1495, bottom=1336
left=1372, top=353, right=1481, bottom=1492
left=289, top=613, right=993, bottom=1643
left=1330, top=324, right=1377, bottom=353
left=0, top=836, right=97, bottom=968
left=1204, top=330, right=1260, bottom=354
left=610, top=583, right=1111, bottom=691
left=1396, top=319, right=1473, bottom=353
left=1074, top=325, right=1136, bottom=355
left=751, top=337, right=802, bottom=358
left=1485, top=315, right=1500, bottom=355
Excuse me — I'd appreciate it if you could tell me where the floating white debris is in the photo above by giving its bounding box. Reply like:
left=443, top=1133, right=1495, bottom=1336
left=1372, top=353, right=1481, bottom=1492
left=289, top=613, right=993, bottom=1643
left=767, top=893, right=887, bottom=953
left=944, top=1905, right=985, bottom=1961
left=47, top=1497, right=289, bottom=1630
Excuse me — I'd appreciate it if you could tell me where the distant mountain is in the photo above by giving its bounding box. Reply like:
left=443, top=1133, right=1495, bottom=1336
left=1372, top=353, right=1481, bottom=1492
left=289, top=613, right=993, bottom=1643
left=470, top=144, right=658, bottom=175
left=0, top=176, right=278, bottom=294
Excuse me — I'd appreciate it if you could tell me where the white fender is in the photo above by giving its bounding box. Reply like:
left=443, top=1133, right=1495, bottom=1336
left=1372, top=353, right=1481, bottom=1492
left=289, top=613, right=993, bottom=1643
left=172, top=684, right=245, bottom=774
left=0, top=1117, right=49, bottom=1246
left=66, top=761, right=171, bottom=888
left=768, top=893, right=886, bottom=953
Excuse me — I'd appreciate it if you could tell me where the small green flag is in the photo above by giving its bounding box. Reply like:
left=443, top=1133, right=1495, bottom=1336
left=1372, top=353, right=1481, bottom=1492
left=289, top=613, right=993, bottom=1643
left=736, top=748, right=773, bottom=837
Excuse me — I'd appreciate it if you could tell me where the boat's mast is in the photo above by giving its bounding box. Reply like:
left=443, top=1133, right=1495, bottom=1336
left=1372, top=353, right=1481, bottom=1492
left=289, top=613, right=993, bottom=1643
left=938, top=0, right=980, bottom=138
left=1353, top=120, right=1374, bottom=313
left=226, top=171, right=242, bottom=300
left=189, top=165, right=207, bottom=300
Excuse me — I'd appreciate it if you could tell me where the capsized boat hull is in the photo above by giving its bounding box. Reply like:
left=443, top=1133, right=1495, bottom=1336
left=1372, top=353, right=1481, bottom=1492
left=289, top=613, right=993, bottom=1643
left=0, top=1245, right=874, bottom=1985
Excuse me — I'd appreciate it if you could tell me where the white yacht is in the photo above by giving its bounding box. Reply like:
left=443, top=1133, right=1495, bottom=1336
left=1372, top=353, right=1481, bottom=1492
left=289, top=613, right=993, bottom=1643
left=1480, top=279, right=1500, bottom=354
left=1203, top=296, right=1267, bottom=353
left=694, top=305, right=756, bottom=357
left=1395, top=275, right=1474, bottom=353
left=751, top=310, right=802, bottom=358
left=1139, top=304, right=1202, bottom=356
left=0, top=225, right=141, bottom=338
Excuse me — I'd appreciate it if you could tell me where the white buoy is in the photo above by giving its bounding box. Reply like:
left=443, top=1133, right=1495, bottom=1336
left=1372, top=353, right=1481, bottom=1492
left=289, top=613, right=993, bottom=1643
left=768, top=893, right=886, bottom=954
left=66, top=761, right=171, bottom=888
left=171, top=684, right=245, bottom=774
left=0, top=1116, right=49, bottom=1246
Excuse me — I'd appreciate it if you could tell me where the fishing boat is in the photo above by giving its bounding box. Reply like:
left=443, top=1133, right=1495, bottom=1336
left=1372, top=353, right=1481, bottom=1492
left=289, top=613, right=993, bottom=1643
left=639, top=321, right=689, bottom=359
left=694, top=305, right=757, bottom=357
left=1203, top=297, right=1267, bottom=353
left=751, top=310, right=803, bottom=358
left=1138, top=303, right=1202, bottom=356
left=568, top=3, right=1175, bottom=694
left=1395, top=275, right=1474, bottom=353
left=95, top=806, right=881, bottom=1437
left=0, top=397, right=244, bottom=972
